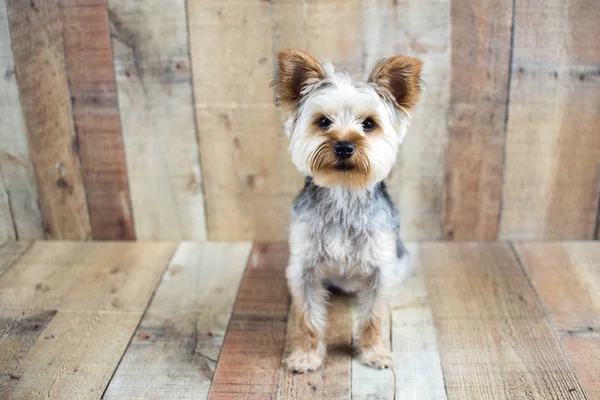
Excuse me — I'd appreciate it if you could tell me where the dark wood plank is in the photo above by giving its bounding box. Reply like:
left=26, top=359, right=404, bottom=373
left=423, top=242, right=585, bottom=399
left=60, top=0, right=135, bottom=240
left=443, top=0, right=513, bottom=240
left=6, top=0, right=92, bottom=239
left=500, top=0, right=600, bottom=239
left=208, top=243, right=289, bottom=399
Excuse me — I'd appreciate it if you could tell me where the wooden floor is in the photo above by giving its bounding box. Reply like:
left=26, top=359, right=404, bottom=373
left=0, top=241, right=599, bottom=399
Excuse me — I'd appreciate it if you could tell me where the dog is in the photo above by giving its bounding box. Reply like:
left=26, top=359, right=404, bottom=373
left=272, top=50, right=423, bottom=373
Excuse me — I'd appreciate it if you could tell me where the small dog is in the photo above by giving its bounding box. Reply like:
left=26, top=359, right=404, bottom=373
left=272, top=50, right=423, bottom=373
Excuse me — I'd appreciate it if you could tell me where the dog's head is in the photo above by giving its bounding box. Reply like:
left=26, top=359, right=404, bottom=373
left=272, top=50, right=423, bottom=190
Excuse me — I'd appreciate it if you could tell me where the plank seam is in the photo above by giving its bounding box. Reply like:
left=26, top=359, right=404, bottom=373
left=0, top=240, right=34, bottom=279
left=0, top=162, right=18, bottom=239
left=594, top=184, right=600, bottom=239
left=100, top=243, right=179, bottom=399
left=508, top=241, right=589, bottom=400
left=496, top=0, right=517, bottom=238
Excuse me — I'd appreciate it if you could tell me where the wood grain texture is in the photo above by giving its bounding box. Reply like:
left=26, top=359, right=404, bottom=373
left=422, top=242, right=585, bottom=399
left=6, top=0, right=91, bottom=239
left=386, top=243, right=447, bottom=400
left=384, top=0, right=451, bottom=240
left=60, top=0, right=135, bottom=240
left=208, top=243, right=289, bottom=399
left=104, top=241, right=252, bottom=400
left=443, top=0, right=512, bottom=240
left=0, top=241, right=175, bottom=399
left=515, top=242, right=600, bottom=399
left=0, top=0, right=44, bottom=240
left=278, top=295, right=352, bottom=400
left=108, top=0, right=206, bottom=240
left=189, top=0, right=283, bottom=240
left=0, top=240, right=31, bottom=279
left=500, top=0, right=600, bottom=239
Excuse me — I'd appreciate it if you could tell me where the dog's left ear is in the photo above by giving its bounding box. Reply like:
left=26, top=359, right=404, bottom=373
left=273, top=49, right=325, bottom=107
left=368, top=55, right=423, bottom=112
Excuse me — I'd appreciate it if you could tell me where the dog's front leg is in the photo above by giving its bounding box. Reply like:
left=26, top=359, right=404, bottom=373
left=284, top=259, right=328, bottom=373
left=356, top=271, right=393, bottom=369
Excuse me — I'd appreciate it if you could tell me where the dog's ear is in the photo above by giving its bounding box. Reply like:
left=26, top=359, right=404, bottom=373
left=368, top=55, right=423, bottom=111
left=273, top=49, right=325, bottom=107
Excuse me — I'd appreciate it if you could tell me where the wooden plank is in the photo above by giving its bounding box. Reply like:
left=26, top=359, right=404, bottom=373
left=6, top=0, right=92, bottom=240
left=422, top=242, right=585, bottom=399
left=277, top=295, right=352, bottom=400
left=60, top=0, right=135, bottom=240
left=108, top=0, right=206, bottom=240
left=383, top=0, right=451, bottom=240
left=383, top=243, right=447, bottom=400
left=0, top=240, right=31, bottom=278
left=499, top=0, right=600, bottom=239
left=208, top=243, right=289, bottom=399
left=514, top=242, right=600, bottom=399
left=104, top=241, right=252, bottom=400
left=189, top=0, right=282, bottom=240
left=0, top=241, right=175, bottom=399
left=0, top=0, right=44, bottom=240
left=443, top=0, right=512, bottom=240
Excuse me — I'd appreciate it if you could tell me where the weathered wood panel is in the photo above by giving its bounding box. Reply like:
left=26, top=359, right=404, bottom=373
left=500, top=0, right=600, bottom=239
left=6, top=0, right=91, bottom=239
left=61, top=0, right=135, bottom=240
left=104, top=242, right=252, bottom=400
left=0, top=0, right=44, bottom=240
left=443, top=0, right=512, bottom=240
left=278, top=295, right=352, bottom=399
left=189, top=0, right=283, bottom=240
left=423, top=242, right=585, bottom=399
left=108, top=0, right=206, bottom=240
left=384, top=0, right=451, bottom=240
left=0, top=240, right=31, bottom=278
left=207, top=243, right=289, bottom=399
left=0, top=242, right=175, bottom=398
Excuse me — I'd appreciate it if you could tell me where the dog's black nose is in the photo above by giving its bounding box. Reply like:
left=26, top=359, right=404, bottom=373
left=334, top=141, right=355, bottom=159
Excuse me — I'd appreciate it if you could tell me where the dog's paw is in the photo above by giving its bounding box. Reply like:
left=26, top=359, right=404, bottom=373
left=359, top=346, right=393, bottom=370
left=285, top=349, right=325, bottom=373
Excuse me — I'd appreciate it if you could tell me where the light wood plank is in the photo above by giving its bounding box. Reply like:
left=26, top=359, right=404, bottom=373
left=443, top=0, right=512, bottom=240
left=385, top=243, right=447, bottom=400
left=6, top=0, right=92, bottom=240
left=515, top=242, right=600, bottom=399
left=0, top=240, right=31, bottom=278
left=189, top=0, right=283, bottom=240
left=384, top=0, right=450, bottom=240
left=0, top=241, right=175, bottom=399
left=500, top=0, right=600, bottom=239
left=278, top=295, right=352, bottom=400
left=422, top=242, right=585, bottom=399
left=208, top=243, right=289, bottom=399
left=104, top=241, right=252, bottom=400
left=108, top=0, right=207, bottom=240
left=61, top=0, right=135, bottom=240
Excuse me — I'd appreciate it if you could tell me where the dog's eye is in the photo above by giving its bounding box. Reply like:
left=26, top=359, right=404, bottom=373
left=318, top=117, right=333, bottom=129
left=362, top=118, right=376, bottom=132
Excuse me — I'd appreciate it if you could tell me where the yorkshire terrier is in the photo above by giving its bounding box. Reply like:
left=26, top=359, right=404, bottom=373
left=272, top=50, right=423, bottom=373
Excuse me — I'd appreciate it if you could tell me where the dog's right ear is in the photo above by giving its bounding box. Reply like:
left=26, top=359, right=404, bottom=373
left=272, top=50, right=325, bottom=107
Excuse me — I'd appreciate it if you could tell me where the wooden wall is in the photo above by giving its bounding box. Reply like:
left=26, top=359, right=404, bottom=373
left=0, top=0, right=599, bottom=241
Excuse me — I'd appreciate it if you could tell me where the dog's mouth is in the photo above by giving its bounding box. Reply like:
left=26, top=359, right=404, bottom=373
left=335, top=163, right=354, bottom=171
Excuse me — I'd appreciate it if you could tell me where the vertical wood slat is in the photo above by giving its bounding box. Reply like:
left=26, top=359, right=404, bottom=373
left=60, top=0, right=135, bottom=240
left=499, top=0, right=600, bottom=239
left=104, top=242, right=252, bottom=400
left=6, top=0, right=91, bottom=240
left=189, top=0, right=283, bottom=240
left=514, top=242, right=600, bottom=398
left=0, top=242, right=176, bottom=398
left=0, top=0, right=44, bottom=240
left=443, top=0, right=513, bottom=240
left=208, top=243, right=289, bottom=399
left=108, top=0, right=207, bottom=240
left=423, top=242, right=585, bottom=399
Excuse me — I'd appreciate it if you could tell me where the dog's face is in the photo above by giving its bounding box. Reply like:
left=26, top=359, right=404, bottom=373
left=272, top=50, right=423, bottom=190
